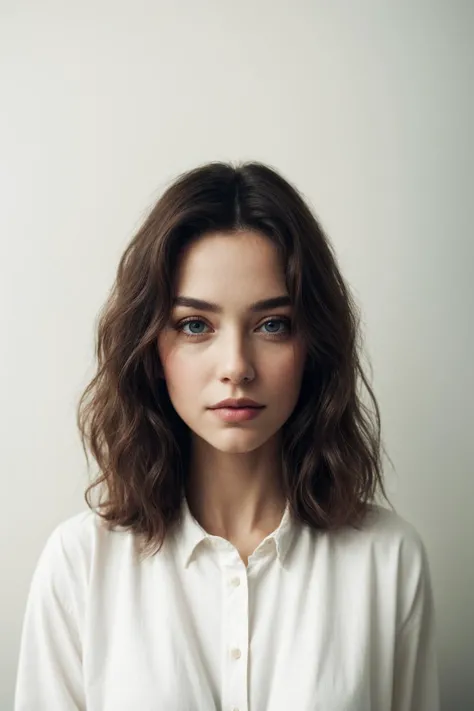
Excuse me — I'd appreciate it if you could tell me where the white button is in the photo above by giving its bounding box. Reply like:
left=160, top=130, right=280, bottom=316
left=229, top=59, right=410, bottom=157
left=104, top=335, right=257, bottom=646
left=231, top=648, right=241, bottom=660
left=230, top=576, right=240, bottom=587
left=232, top=708, right=240, bottom=711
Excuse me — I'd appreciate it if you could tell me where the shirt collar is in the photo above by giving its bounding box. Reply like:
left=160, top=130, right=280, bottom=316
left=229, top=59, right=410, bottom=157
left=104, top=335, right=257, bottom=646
left=171, top=496, right=297, bottom=569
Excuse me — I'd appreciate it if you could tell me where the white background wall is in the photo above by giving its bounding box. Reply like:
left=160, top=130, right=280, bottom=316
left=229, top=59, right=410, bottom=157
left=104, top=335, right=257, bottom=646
left=1, top=1, right=472, bottom=708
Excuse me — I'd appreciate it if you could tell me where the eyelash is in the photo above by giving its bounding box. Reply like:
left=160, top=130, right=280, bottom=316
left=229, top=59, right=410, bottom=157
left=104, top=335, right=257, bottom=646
left=175, top=316, right=292, bottom=340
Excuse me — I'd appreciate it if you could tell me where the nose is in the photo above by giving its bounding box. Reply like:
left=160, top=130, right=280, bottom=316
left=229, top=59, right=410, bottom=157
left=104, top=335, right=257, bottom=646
left=216, top=331, right=255, bottom=384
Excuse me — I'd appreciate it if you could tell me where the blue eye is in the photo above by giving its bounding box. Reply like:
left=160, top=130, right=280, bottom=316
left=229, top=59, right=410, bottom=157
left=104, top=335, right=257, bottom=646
left=176, top=317, right=291, bottom=339
left=261, top=319, right=289, bottom=335
left=180, top=319, right=208, bottom=336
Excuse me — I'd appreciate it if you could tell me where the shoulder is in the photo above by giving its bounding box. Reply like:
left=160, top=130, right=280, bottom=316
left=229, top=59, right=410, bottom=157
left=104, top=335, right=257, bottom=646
left=362, top=503, right=430, bottom=568
left=320, top=503, right=432, bottom=589
left=359, top=502, right=427, bottom=548
left=335, top=502, right=429, bottom=556
left=38, top=509, right=104, bottom=569
left=38, top=507, right=141, bottom=574
left=27, top=509, right=129, bottom=616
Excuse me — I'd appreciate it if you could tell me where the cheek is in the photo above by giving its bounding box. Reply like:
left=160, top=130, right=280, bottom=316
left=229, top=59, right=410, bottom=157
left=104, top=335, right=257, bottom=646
left=159, top=348, right=202, bottom=399
left=271, top=346, right=306, bottom=384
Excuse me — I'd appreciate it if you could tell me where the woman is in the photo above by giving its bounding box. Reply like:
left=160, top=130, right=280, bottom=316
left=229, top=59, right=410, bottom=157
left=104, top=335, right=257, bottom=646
left=14, top=161, right=440, bottom=710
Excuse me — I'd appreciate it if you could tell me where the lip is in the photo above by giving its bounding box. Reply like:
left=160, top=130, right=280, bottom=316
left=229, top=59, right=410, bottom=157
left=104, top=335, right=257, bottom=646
left=210, top=407, right=264, bottom=423
left=210, top=398, right=264, bottom=409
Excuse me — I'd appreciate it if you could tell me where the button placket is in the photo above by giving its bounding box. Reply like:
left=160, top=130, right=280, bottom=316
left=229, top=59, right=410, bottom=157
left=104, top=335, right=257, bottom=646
left=221, top=559, right=249, bottom=711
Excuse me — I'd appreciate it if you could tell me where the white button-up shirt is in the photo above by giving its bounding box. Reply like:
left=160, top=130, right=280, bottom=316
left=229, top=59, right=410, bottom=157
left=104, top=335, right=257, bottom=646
left=14, top=499, right=440, bottom=710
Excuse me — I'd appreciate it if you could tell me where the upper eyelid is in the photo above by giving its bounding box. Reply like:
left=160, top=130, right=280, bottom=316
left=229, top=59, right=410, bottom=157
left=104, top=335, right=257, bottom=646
left=172, top=307, right=292, bottom=320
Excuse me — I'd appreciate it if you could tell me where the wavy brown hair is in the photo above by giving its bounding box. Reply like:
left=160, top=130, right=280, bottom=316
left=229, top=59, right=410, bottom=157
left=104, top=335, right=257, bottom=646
left=77, top=160, right=393, bottom=559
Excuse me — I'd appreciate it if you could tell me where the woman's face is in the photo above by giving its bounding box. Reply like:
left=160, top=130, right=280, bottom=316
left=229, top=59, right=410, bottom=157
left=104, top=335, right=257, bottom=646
left=157, top=230, right=307, bottom=454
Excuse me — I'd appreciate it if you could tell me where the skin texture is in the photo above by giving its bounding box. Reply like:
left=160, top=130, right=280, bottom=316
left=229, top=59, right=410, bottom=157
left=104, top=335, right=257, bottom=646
left=157, top=230, right=307, bottom=560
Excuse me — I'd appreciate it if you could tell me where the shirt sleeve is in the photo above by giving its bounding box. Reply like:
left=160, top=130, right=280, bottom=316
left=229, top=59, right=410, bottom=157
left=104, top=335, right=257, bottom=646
left=391, top=530, right=441, bottom=711
left=14, top=524, right=86, bottom=711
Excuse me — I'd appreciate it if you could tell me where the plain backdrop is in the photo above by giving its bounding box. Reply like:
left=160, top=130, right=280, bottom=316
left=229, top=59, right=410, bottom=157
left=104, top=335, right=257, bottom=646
left=1, top=1, right=473, bottom=709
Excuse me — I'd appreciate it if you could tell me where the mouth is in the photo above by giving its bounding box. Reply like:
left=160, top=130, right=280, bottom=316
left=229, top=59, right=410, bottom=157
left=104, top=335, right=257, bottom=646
left=215, top=406, right=262, bottom=409
left=210, top=406, right=265, bottom=422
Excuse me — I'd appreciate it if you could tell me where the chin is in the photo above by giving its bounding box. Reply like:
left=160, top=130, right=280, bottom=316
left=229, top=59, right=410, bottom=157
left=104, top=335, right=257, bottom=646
left=207, top=432, right=273, bottom=454
left=215, top=443, right=264, bottom=454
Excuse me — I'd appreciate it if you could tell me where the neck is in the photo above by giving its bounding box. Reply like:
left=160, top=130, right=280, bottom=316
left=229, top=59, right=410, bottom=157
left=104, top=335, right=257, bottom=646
left=185, top=433, right=286, bottom=540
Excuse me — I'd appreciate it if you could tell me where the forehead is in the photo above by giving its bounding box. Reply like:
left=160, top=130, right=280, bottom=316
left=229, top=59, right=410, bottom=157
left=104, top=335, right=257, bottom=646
left=174, top=230, right=286, bottom=292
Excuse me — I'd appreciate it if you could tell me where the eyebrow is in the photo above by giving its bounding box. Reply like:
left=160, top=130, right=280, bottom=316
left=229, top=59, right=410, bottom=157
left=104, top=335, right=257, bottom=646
left=172, top=295, right=292, bottom=313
